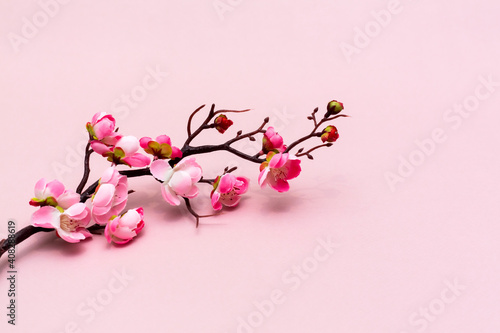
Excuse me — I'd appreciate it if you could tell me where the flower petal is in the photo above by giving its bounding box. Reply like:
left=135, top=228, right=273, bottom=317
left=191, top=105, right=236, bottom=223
left=211, top=192, right=222, bottom=210
left=286, top=159, right=302, bottom=180
left=65, top=203, right=87, bottom=219
left=219, top=174, right=236, bottom=194
left=161, top=184, right=181, bottom=206
left=91, top=141, right=112, bottom=155
left=258, top=168, right=270, bottom=187
left=156, top=135, right=172, bottom=145
left=57, top=190, right=81, bottom=210
left=45, top=180, right=65, bottom=199
left=235, top=177, right=249, bottom=194
left=116, top=136, right=139, bottom=155
left=168, top=171, right=194, bottom=196
left=269, top=153, right=288, bottom=169
left=270, top=178, right=290, bottom=192
left=34, top=178, right=47, bottom=198
left=220, top=194, right=241, bottom=207
left=123, top=153, right=151, bottom=167
left=139, top=137, right=152, bottom=149
left=150, top=159, right=171, bottom=182
left=93, top=184, right=115, bottom=207
left=31, top=206, right=60, bottom=228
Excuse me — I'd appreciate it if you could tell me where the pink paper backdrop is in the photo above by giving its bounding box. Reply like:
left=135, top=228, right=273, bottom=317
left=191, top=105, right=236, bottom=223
left=1, top=1, right=500, bottom=332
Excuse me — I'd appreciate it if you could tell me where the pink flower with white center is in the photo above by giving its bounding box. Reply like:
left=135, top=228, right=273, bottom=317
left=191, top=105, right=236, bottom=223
left=29, top=178, right=80, bottom=209
left=210, top=174, right=249, bottom=210
left=92, top=136, right=151, bottom=167
left=86, top=112, right=122, bottom=146
left=262, top=127, right=286, bottom=153
left=104, top=208, right=145, bottom=244
left=91, top=167, right=128, bottom=225
left=31, top=203, right=92, bottom=243
left=139, top=135, right=183, bottom=160
left=150, top=158, right=202, bottom=206
left=258, top=152, right=301, bottom=192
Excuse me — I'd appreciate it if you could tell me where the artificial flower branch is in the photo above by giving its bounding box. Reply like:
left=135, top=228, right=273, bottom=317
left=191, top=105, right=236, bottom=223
left=0, top=100, right=347, bottom=261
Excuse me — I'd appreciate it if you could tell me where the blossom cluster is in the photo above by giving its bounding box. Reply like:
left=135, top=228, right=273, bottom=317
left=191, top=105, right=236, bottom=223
left=28, top=100, right=346, bottom=247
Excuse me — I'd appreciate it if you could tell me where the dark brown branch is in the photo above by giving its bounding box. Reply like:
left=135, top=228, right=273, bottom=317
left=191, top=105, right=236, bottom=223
left=187, top=104, right=206, bottom=137
left=184, top=104, right=215, bottom=147
left=183, top=198, right=213, bottom=228
left=0, top=226, right=53, bottom=259
left=182, top=144, right=265, bottom=164
left=76, top=141, right=93, bottom=194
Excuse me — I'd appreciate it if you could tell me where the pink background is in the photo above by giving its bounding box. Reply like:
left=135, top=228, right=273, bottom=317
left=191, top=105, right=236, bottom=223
left=1, top=1, right=500, bottom=332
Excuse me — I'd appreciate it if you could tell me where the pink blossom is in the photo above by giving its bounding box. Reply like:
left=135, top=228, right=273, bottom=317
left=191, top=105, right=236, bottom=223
left=87, top=112, right=121, bottom=146
left=105, top=208, right=145, bottom=244
left=258, top=152, right=301, bottom=192
left=140, top=135, right=182, bottom=160
left=91, top=167, right=128, bottom=225
left=92, top=136, right=151, bottom=167
left=29, top=178, right=80, bottom=209
left=262, top=127, right=286, bottom=153
left=210, top=174, right=249, bottom=210
left=31, top=203, right=92, bottom=243
left=150, top=158, right=202, bottom=206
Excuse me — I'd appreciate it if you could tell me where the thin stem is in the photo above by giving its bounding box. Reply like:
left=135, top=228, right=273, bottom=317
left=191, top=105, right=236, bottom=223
left=284, top=132, right=322, bottom=153
left=224, top=117, right=268, bottom=146
left=212, top=109, right=251, bottom=117
left=182, top=145, right=265, bottom=164
left=76, top=141, right=93, bottom=194
left=295, top=143, right=333, bottom=158
left=198, top=166, right=238, bottom=184
left=187, top=104, right=206, bottom=137
left=184, top=105, right=253, bottom=147
left=183, top=198, right=213, bottom=228
left=184, top=104, right=215, bottom=147
left=284, top=112, right=348, bottom=153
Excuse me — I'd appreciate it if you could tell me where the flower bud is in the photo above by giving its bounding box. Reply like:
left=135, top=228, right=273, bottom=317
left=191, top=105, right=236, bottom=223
left=325, top=100, right=344, bottom=118
left=262, top=127, right=286, bottom=153
left=104, top=208, right=145, bottom=244
left=321, top=125, right=339, bottom=143
left=214, top=114, right=234, bottom=134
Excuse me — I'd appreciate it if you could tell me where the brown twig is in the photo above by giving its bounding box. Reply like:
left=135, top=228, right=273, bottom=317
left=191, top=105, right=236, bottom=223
left=183, top=198, right=213, bottom=228
left=76, top=139, right=93, bottom=194
left=284, top=111, right=348, bottom=153
left=295, top=143, right=333, bottom=159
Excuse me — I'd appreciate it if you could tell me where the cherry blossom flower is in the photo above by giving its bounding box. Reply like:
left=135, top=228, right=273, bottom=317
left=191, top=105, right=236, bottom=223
left=140, top=135, right=182, bottom=160
left=262, top=127, right=286, bottom=153
left=214, top=114, right=233, bottom=134
left=31, top=203, right=92, bottom=243
left=86, top=112, right=122, bottom=146
left=92, top=136, right=151, bottom=167
left=321, top=125, right=339, bottom=143
left=29, top=178, right=80, bottom=209
left=91, top=167, right=128, bottom=225
left=104, top=208, right=145, bottom=244
left=258, top=152, right=301, bottom=192
left=210, top=174, right=249, bottom=210
left=150, top=158, right=202, bottom=206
